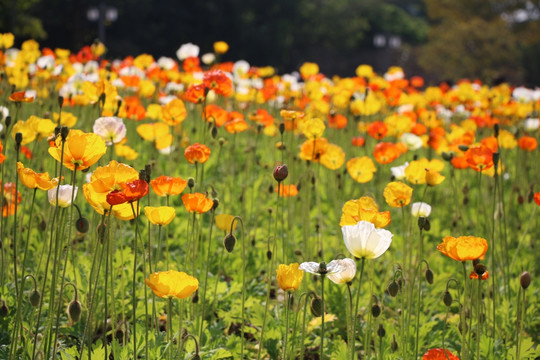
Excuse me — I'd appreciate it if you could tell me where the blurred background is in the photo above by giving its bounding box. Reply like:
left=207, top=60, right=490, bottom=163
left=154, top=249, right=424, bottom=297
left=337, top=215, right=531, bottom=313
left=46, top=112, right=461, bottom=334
left=1, top=0, right=539, bottom=85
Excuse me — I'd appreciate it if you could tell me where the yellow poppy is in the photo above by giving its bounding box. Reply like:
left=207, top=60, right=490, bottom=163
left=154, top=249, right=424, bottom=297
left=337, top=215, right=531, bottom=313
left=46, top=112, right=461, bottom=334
left=215, top=214, right=237, bottom=232
left=48, top=129, right=107, bottom=171
left=276, top=263, right=304, bottom=292
left=346, top=156, right=376, bottom=183
left=144, top=206, right=176, bottom=226
left=145, top=270, right=199, bottom=299
left=383, top=182, right=413, bottom=208
left=16, top=162, right=60, bottom=190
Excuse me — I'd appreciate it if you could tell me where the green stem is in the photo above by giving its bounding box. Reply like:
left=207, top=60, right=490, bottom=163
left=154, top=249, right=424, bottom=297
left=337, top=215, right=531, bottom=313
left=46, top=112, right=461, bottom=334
left=320, top=274, right=325, bottom=360
left=347, top=284, right=354, bottom=358
left=283, top=292, right=291, bottom=360
left=461, top=261, right=469, bottom=360
left=130, top=202, right=140, bottom=358
left=476, top=279, right=482, bottom=360
left=168, top=297, right=173, bottom=360
left=352, top=257, right=366, bottom=358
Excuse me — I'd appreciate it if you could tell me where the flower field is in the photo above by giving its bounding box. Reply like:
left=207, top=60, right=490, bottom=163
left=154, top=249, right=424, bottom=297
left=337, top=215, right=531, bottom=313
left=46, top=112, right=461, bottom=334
left=0, top=35, right=539, bottom=359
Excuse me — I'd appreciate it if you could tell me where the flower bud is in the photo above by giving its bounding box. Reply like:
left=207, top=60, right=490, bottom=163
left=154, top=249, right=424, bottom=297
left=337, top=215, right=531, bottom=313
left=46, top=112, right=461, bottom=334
left=29, top=289, right=41, bottom=307
left=67, top=299, right=82, bottom=324
left=60, top=126, right=69, bottom=141
left=58, top=95, right=64, bottom=108
left=425, top=269, right=434, bottom=284
left=223, top=233, right=236, bottom=253
left=212, top=198, right=220, bottom=210
left=268, top=184, right=274, bottom=193
left=15, top=132, right=23, bottom=146
left=371, top=304, right=381, bottom=318
left=441, top=152, right=454, bottom=161
left=75, top=217, right=90, bottom=233
left=458, top=144, right=469, bottom=152
left=211, top=126, right=218, bottom=139
left=0, top=299, right=9, bottom=317
left=391, top=334, right=398, bottom=352
left=266, top=250, right=272, bottom=260
left=387, top=281, right=399, bottom=297
left=187, top=178, right=195, bottom=189
left=310, top=297, right=323, bottom=317
left=494, top=123, right=499, bottom=137
left=273, top=164, right=288, bottom=182
left=5, top=116, right=11, bottom=127
left=520, top=271, right=531, bottom=290
left=474, top=264, right=487, bottom=277
left=279, top=122, right=285, bottom=135
left=377, top=324, right=386, bottom=337
left=192, top=290, right=199, bottom=303
left=443, top=290, right=452, bottom=307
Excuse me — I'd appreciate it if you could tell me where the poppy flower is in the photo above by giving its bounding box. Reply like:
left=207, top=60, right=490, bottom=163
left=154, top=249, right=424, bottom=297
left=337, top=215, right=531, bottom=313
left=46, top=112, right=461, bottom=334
left=213, top=41, right=229, bottom=54
left=299, top=138, right=329, bottom=162
left=340, top=197, right=391, bottom=228
left=451, top=156, right=469, bottom=169
left=346, top=156, right=376, bottom=183
left=145, top=270, right=198, bottom=299
left=204, top=104, right=228, bottom=127
left=106, top=179, right=148, bottom=206
left=351, top=136, right=365, bottom=147
left=276, top=184, right=299, bottom=197
left=93, top=116, right=126, bottom=145
left=224, top=118, right=248, bottom=134
left=0, top=141, right=5, bottom=164
left=465, top=146, right=493, bottom=172
left=342, top=220, right=393, bottom=260
left=299, top=62, right=319, bottom=80
left=17, top=162, right=60, bottom=190
left=425, top=169, right=445, bottom=186
left=48, top=185, right=77, bottom=208
left=411, top=202, right=432, bottom=217
left=215, top=214, right=237, bottom=232
left=2, top=182, right=22, bottom=216
left=367, top=121, right=388, bottom=140
left=184, top=83, right=206, bottom=104
left=373, top=142, right=401, bottom=164
left=328, top=113, right=347, bottom=129
left=300, top=117, right=326, bottom=139
left=469, top=271, right=489, bottom=280
left=150, top=175, right=187, bottom=197
left=320, top=144, right=345, bottom=170
left=383, top=181, right=413, bottom=208
left=280, top=109, right=305, bottom=121
left=422, top=348, right=459, bottom=360
left=144, top=206, right=176, bottom=226
left=437, top=236, right=488, bottom=262
left=517, top=136, right=537, bottom=151
left=182, top=193, right=213, bottom=214
left=162, top=98, right=187, bottom=126
left=184, top=143, right=211, bottom=164
left=9, top=91, right=34, bottom=103
left=48, top=129, right=107, bottom=171
left=535, top=192, right=540, bottom=206
left=203, top=69, right=233, bottom=97
left=276, top=263, right=304, bottom=292
left=301, top=258, right=357, bottom=285
left=249, top=109, right=274, bottom=127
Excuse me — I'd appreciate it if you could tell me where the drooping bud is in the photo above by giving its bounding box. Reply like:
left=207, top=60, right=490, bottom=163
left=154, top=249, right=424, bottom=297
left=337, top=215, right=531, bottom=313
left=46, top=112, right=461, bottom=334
left=266, top=250, right=272, bottom=260
left=310, top=297, right=323, bottom=317
left=67, top=299, right=82, bottom=324
left=223, top=233, right=236, bottom=253
left=273, top=164, right=288, bottom=182
left=494, top=123, right=499, bottom=137
left=58, top=95, right=64, bottom=109
left=520, top=271, right=531, bottom=290
left=387, top=281, right=399, bottom=297
left=371, top=303, right=381, bottom=318
left=29, top=289, right=41, bottom=307
left=75, top=217, right=90, bottom=233
left=425, top=269, right=434, bottom=284
left=443, top=291, right=452, bottom=307
left=474, top=263, right=487, bottom=277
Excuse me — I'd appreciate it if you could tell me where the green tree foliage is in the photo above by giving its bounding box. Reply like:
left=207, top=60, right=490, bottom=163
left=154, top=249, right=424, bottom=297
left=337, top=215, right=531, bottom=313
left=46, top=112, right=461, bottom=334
left=0, top=0, right=45, bottom=40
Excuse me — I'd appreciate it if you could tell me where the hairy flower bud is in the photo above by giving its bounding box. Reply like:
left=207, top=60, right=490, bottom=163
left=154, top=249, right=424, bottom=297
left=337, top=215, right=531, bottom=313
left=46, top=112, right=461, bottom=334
left=67, top=299, right=82, bottom=324
left=273, top=164, right=289, bottom=182
left=520, top=271, right=531, bottom=290
left=443, top=291, right=452, bottom=307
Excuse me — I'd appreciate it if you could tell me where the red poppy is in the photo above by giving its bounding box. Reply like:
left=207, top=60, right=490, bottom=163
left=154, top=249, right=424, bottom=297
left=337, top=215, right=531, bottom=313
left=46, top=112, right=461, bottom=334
left=470, top=271, right=489, bottom=280
left=367, top=121, right=388, bottom=140
left=422, top=348, right=459, bottom=360
left=328, top=113, right=347, bottom=129
left=480, top=136, right=498, bottom=153
left=183, top=56, right=202, bottom=73
left=9, top=91, right=34, bottom=103
left=451, top=155, right=469, bottom=169
left=106, top=179, right=149, bottom=206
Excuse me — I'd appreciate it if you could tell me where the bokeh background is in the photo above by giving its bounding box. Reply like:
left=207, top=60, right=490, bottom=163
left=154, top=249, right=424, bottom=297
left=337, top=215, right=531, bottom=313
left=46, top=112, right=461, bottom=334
left=1, top=0, right=539, bottom=85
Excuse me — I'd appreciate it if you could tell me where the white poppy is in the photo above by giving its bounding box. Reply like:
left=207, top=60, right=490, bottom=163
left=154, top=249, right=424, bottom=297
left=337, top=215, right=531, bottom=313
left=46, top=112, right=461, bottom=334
left=400, top=133, right=423, bottom=151
left=411, top=202, right=432, bottom=217
left=93, top=116, right=126, bottom=145
left=342, top=221, right=393, bottom=260
left=390, top=162, right=409, bottom=180
left=176, top=42, right=199, bottom=61
left=299, top=258, right=356, bottom=285
left=524, top=118, right=539, bottom=132
left=48, top=185, right=77, bottom=208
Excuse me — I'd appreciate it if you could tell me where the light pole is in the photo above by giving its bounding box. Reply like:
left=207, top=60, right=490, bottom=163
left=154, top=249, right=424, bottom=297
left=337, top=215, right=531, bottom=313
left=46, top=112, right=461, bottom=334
left=87, top=3, right=118, bottom=44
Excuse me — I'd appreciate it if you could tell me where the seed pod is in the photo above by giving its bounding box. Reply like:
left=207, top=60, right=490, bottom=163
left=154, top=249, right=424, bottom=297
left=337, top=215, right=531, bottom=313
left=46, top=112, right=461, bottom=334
left=223, top=234, right=237, bottom=253
left=67, top=299, right=82, bottom=324
left=443, top=291, right=452, bottom=307
left=425, top=269, right=434, bottom=284
left=310, top=297, right=323, bottom=317
left=387, top=281, right=399, bottom=297
left=520, top=271, right=531, bottom=290
left=29, top=289, right=41, bottom=307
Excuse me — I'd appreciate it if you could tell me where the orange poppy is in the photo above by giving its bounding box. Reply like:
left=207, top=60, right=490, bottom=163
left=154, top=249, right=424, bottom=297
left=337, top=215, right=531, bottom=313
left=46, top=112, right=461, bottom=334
left=203, top=69, right=233, bottom=96
left=367, top=121, right=388, bottom=140
left=248, top=109, right=274, bottom=127
left=469, top=270, right=489, bottom=280
left=204, top=104, right=228, bottom=127
left=184, top=143, right=211, bottom=164
left=298, top=137, right=329, bottom=162
left=119, top=96, right=146, bottom=121
left=225, top=118, right=248, bottom=134
left=2, top=182, right=22, bottom=217
left=410, top=122, right=427, bottom=136
left=9, top=91, right=34, bottom=103
left=437, top=236, right=488, bottom=262
left=183, top=56, right=202, bottom=72
left=328, top=113, right=347, bottom=129
left=465, top=146, right=493, bottom=172
left=276, top=184, right=299, bottom=197
left=150, top=175, right=187, bottom=197
left=534, top=192, right=540, bottom=206
left=517, top=136, right=537, bottom=151
left=184, top=83, right=206, bottom=104
left=0, top=141, right=5, bottom=164
left=373, top=142, right=400, bottom=164
left=182, top=193, right=213, bottom=213
left=351, top=136, right=365, bottom=147
left=451, top=155, right=469, bottom=169
left=17, top=162, right=60, bottom=190
left=48, top=129, right=107, bottom=171
left=480, top=136, right=498, bottom=153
